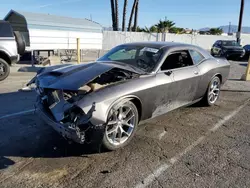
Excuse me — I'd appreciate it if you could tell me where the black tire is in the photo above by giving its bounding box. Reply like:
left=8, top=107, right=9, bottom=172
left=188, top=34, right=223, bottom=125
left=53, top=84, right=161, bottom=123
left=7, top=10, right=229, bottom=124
left=0, top=58, right=10, bottom=81
left=201, top=76, right=221, bottom=106
left=218, top=50, right=223, bottom=57
left=102, top=100, right=139, bottom=150
left=13, top=31, right=26, bottom=55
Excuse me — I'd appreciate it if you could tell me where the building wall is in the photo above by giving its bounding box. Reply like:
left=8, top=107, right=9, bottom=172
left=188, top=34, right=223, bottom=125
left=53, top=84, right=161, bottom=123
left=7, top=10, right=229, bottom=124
left=102, top=31, right=162, bottom=50
left=28, top=29, right=103, bottom=50
left=102, top=31, right=250, bottom=50
left=5, top=11, right=103, bottom=51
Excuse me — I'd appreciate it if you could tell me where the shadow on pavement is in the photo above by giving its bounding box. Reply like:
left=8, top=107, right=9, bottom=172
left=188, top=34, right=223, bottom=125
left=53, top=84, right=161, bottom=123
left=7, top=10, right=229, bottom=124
left=18, top=66, right=42, bottom=73
left=227, top=78, right=244, bottom=81
left=0, top=91, right=107, bottom=168
left=0, top=156, right=15, bottom=170
left=239, top=63, right=248, bottom=67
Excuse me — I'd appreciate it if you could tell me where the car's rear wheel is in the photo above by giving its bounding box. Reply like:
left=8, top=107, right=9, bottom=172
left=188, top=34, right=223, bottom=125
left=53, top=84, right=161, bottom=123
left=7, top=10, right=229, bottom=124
left=0, top=58, right=10, bottom=81
left=102, top=100, right=139, bottom=150
left=202, top=76, right=221, bottom=106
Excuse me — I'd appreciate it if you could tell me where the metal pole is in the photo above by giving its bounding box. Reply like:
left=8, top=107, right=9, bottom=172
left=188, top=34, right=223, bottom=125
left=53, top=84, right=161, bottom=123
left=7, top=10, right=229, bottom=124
left=237, top=0, right=244, bottom=45
left=228, top=22, right=231, bottom=35
left=77, top=38, right=80, bottom=64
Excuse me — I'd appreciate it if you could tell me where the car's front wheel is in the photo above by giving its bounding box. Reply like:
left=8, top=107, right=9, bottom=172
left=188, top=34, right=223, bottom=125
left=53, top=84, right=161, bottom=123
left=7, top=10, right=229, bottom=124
left=102, top=100, right=139, bottom=150
left=202, top=76, right=221, bottom=106
left=0, top=58, right=10, bottom=81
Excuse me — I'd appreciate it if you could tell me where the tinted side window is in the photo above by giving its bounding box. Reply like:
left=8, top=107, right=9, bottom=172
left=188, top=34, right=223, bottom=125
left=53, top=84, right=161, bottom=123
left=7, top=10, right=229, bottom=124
left=189, top=50, right=205, bottom=64
left=0, top=22, right=14, bottom=37
left=244, top=45, right=250, bottom=50
left=161, top=50, right=194, bottom=71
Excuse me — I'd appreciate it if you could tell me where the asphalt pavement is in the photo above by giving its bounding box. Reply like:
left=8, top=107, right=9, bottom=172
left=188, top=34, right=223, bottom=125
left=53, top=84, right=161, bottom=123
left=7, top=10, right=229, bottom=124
left=0, top=61, right=250, bottom=188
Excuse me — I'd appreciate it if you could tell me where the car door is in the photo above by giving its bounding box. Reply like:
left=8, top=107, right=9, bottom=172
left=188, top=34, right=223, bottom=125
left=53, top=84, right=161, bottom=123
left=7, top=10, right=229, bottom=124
left=153, top=50, right=200, bottom=116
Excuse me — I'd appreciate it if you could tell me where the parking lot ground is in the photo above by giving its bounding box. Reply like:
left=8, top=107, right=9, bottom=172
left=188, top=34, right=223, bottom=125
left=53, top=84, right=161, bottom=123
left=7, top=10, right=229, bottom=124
left=0, top=61, right=250, bottom=188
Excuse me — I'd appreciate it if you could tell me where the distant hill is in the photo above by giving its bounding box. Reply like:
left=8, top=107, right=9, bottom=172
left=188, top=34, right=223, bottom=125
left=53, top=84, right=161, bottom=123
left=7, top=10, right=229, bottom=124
left=199, top=25, right=250, bottom=34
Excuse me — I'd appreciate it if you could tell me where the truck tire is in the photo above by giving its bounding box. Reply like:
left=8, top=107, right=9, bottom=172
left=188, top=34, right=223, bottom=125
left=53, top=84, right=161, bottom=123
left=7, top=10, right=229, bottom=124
left=13, top=31, right=26, bottom=55
left=0, top=58, right=10, bottom=81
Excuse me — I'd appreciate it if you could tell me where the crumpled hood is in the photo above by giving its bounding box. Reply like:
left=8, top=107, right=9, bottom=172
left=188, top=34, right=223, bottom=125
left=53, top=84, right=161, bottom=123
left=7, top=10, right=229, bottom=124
left=31, top=62, right=141, bottom=91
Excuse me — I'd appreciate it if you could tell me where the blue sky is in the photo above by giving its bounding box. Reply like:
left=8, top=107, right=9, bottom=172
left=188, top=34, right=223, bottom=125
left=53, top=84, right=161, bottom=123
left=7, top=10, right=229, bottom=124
left=0, top=0, right=249, bottom=29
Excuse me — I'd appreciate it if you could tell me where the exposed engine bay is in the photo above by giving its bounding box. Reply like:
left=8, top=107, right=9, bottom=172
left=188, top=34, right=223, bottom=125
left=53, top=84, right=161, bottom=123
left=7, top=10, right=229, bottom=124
left=61, top=68, right=138, bottom=103
left=34, top=67, right=139, bottom=144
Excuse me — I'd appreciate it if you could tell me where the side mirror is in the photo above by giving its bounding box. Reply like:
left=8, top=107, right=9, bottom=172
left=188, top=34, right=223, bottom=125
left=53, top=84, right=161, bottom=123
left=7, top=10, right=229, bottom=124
left=164, top=70, right=172, bottom=76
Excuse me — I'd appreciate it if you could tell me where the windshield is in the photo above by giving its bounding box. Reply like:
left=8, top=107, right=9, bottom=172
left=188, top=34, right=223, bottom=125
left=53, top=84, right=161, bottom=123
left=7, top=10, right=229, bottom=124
left=222, top=41, right=240, bottom=47
left=97, top=45, right=163, bottom=73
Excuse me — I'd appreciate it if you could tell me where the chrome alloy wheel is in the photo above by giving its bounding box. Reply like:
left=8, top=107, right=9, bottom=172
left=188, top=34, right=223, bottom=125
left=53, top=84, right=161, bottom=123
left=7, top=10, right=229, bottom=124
left=0, top=62, right=6, bottom=77
left=208, top=77, right=220, bottom=104
left=105, top=104, right=136, bottom=146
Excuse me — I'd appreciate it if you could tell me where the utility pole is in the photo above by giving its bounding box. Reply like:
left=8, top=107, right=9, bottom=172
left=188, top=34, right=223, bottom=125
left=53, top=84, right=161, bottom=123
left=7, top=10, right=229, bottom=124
left=237, top=0, right=244, bottom=45
left=228, top=22, right=231, bottom=35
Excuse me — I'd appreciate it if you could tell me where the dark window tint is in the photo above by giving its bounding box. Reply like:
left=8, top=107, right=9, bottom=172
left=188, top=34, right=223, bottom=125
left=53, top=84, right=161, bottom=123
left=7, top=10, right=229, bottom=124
left=244, top=45, right=250, bottom=50
left=213, top=41, right=221, bottom=46
left=0, top=22, right=14, bottom=37
left=161, top=50, right=194, bottom=71
left=189, top=50, right=205, bottom=64
left=221, top=40, right=239, bottom=46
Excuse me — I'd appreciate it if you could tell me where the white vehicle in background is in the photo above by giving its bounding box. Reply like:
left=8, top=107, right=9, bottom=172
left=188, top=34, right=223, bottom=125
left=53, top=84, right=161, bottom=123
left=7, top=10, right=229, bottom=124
left=0, top=20, right=25, bottom=81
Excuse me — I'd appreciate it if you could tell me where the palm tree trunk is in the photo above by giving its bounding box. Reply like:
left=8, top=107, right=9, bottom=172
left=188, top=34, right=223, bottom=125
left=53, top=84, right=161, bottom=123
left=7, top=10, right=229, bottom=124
left=128, top=0, right=138, bottom=31
left=110, top=0, right=116, bottom=31
left=122, top=0, right=128, bottom=31
left=114, top=0, right=119, bottom=31
left=133, top=0, right=139, bottom=31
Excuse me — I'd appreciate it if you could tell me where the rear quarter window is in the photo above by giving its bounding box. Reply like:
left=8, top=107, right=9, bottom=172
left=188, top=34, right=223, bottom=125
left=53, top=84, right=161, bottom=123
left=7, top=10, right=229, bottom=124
left=0, top=22, right=14, bottom=37
left=189, top=50, right=205, bottom=64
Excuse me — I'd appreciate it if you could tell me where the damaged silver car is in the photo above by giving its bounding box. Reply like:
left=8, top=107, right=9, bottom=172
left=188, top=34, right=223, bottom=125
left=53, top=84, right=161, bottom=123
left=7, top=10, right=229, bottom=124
left=28, top=42, right=230, bottom=150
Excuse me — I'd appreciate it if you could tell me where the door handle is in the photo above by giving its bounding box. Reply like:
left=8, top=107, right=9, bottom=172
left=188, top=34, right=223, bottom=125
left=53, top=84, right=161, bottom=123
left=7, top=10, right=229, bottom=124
left=194, top=71, right=198, bottom=75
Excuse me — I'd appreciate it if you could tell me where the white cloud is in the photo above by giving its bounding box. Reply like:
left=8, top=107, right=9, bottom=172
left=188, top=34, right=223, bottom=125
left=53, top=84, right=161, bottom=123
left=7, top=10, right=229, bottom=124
left=38, top=0, right=83, bottom=9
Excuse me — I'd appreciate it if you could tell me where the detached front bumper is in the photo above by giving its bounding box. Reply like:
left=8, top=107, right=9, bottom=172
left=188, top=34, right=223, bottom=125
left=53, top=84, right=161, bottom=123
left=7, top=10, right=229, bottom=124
left=35, top=101, right=87, bottom=143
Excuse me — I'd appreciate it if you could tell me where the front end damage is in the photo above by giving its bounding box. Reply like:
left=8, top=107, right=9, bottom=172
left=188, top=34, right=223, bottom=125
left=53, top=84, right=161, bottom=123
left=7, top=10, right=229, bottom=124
left=35, top=89, right=97, bottom=144
left=29, top=63, right=140, bottom=144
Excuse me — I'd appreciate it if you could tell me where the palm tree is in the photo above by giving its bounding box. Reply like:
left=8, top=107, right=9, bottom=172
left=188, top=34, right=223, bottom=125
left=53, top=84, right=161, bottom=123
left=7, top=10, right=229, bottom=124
left=155, top=19, right=175, bottom=33
left=128, top=0, right=138, bottom=31
left=110, top=0, right=116, bottom=30
left=144, top=26, right=157, bottom=33
left=136, top=25, right=158, bottom=33
left=133, top=0, right=139, bottom=31
left=209, top=28, right=223, bottom=35
left=169, top=27, right=185, bottom=34
left=114, top=0, right=119, bottom=31
left=122, top=0, right=128, bottom=31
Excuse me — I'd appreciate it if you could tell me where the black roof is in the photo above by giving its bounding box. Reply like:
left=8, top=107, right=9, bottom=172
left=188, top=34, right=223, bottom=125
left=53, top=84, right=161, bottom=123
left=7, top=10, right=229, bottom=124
left=120, top=41, right=211, bottom=58
left=0, top=20, right=9, bottom=23
left=217, top=40, right=236, bottom=42
left=120, top=41, right=197, bottom=49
